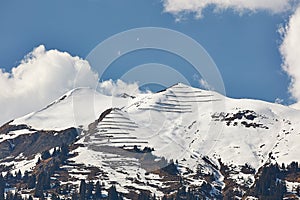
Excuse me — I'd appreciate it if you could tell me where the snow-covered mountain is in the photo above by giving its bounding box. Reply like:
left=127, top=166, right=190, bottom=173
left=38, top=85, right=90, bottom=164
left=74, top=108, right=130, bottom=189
left=1, top=83, right=300, bottom=199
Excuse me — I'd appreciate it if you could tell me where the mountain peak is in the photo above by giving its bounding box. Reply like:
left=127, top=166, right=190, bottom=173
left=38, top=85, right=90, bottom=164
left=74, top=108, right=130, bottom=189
left=11, top=87, right=129, bottom=131
left=169, top=82, right=192, bottom=89
left=2, top=82, right=300, bottom=199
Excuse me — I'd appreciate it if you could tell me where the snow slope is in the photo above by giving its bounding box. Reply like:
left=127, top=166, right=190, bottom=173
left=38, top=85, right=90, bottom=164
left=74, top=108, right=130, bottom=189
left=12, top=87, right=131, bottom=131
left=10, top=83, right=300, bottom=170
left=78, top=83, right=300, bottom=168
left=7, top=83, right=300, bottom=196
left=68, top=83, right=300, bottom=195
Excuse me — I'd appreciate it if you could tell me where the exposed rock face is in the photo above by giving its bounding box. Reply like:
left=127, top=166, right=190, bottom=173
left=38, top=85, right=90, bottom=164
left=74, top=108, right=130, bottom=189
left=0, top=121, right=33, bottom=135
left=0, top=125, right=78, bottom=159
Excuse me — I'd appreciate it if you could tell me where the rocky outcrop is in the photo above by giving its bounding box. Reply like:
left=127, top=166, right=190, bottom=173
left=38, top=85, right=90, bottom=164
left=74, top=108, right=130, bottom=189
left=0, top=126, right=79, bottom=159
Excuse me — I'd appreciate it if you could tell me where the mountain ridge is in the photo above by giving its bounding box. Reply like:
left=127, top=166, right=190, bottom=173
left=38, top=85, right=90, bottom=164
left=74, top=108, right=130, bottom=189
left=1, top=83, right=300, bottom=199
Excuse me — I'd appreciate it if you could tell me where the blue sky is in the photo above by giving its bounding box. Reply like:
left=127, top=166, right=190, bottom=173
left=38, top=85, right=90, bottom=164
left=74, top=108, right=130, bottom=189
left=0, top=0, right=295, bottom=104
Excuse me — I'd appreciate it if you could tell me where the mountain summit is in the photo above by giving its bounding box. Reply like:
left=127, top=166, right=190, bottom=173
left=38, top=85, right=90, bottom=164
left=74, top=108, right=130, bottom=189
left=1, top=84, right=300, bottom=199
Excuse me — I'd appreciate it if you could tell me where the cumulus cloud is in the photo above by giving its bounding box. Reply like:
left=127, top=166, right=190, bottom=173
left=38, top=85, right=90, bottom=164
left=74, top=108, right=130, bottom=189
left=0, top=45, right=146, bottom=126
left=280, top=5, right=300, bottom=109
left=163, top=0, right=294, bottom=18
left=0, top=45, right=99, bottom=125
left=97, top=79, right=142, bottom=97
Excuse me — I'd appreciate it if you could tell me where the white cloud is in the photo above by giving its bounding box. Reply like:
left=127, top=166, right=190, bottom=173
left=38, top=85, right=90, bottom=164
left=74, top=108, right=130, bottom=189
left=199, top=78, right=213, bottom=90
left=280, top=5, right=300, bottom=109
left=0, top=45, right=146, bottom=126
left=163, top=0, right=300, bottom=110
left=163, top=0, right=294, bottom=18
left=0, top=45, right=98, bottom=125
left=97, top=79, right=142, bottom=97
left=275, top=98, right=284, bottom=104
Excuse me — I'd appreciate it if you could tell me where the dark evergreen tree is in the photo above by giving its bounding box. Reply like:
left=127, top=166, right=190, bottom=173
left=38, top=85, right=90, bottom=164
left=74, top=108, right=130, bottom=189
left=133, top=145, right=138, bottom=151
left=0, top=174, right=5, bottom=200
left=51, top=193, right=60, bottom=200
left=108, top=185, right=119, bottom=200
left=138, top=191, right=151, bottom=200
left=5, top=171, right=13, bottom=181
left=59, top=143, right=69, bottom=162
left=72, top=191, right=79, bottom=200
left=52, top=147, right=58, bottom=157
left=35, top=173, right=45, bottom=197
left=41, top=150, right=51, bottom=160
left=14, top=193, right=23, bottom=200
left=58, top=184, right=67, bottom=195
left=176, top=186, right=187, bottom=200
left=36, top=157, right=41, bottom=165
left=288, top=161, right=299, bottom=173
left=254, top=164, right=286, bottom=199
left=152, top=194, right=156, bottom=200
left=162, top=160, right=178, bottom=175
left=56, top=148, right=61, bottom=155
left=297, top=185, right=300, bottom=196
left=79, top=179, right=86, bottom=200
left=94, top=181, right=102, bottom=200
left=23, top=171, right=29, bottom=183
left=281, top=163, right=285, bottom=170
left=16, top=170, right=22, bottom=180
left=43, top=172, right=51, bottom=190
left=86, top=181, right=93, bottom=199
left=28, top=175, right=36, bottom=189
